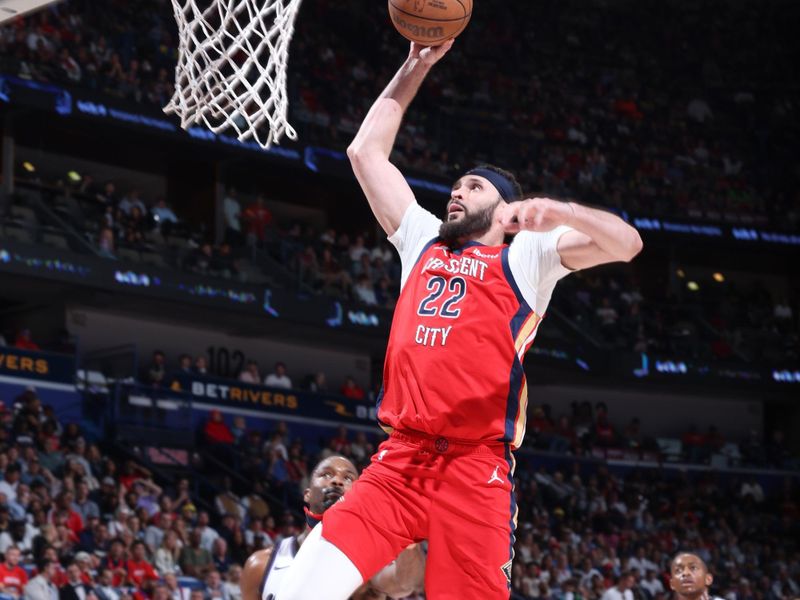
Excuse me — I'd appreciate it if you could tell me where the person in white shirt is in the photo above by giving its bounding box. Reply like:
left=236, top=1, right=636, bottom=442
left=627, top=547, right=659, bottom=578
left=264, top=362, right=292, bottom=389
left=600, top=572, right=635, bottom=600
left=196, top=510, right=220, bottom=552
left=23, top=559, right=59, bottom=600
left=641, top=569, right=665, bottom=597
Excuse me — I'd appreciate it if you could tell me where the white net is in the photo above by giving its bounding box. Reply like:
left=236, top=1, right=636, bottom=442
left=164, top=0, right=304, bottom=149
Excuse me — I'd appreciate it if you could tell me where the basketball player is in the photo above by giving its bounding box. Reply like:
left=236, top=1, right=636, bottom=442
left=277, top=40, right=643, bottom=600
left=241, top=455, right=424, bottom=600
left=669, top=552, right=723, bottom=600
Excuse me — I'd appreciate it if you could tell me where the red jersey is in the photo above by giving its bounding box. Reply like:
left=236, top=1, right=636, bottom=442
left=126, top=559, right=158, bottom=586
left=0, top=563, right=28, bottom=595
left=380, top=204, right=572, bottom=449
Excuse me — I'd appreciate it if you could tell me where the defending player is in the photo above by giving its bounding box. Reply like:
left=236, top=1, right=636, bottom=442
left=277, top=40, right=642, bottom=600
left=241, top=456, right=424, bottom=600
left=669, top=552, right=723, bottom=600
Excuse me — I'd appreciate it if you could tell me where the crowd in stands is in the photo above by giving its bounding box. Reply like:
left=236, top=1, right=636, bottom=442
left=523, top=401, right=799, bottom=472
left=139, top=348, right=369, bottom=402
left=1, top=0, right=798, bottom=230
left=552, top=266, right=799, bottom=364
left=0, top=382, right=795, bottom=600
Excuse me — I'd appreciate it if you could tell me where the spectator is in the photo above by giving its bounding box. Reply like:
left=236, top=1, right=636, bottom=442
left=223, top=189, right=242, bottom=246
left=264, top=363, right=292, bottom=389
left=204, top=411, right=234, bottom=446
left=211, top=538, right=231, bottom=575
left=176, top=354, right=193, bottom=375
left=154, top=530, right=181, bottom=576
left=179, top=529, right=213, bottom=578
left=353, top=275, right=378, bottom=305
left=0, top=547, right=28, bottom=598
left=339, top=376, right=365, bottom=400
left=204, top=570, right=229, bottom=600
left=23, top=558, right=58, bottom=600
left=97, top=227, right=116, bottom=258
left=117, top=190, right=146, bottom=218
left=740, top=477, right=765, bottom=504
left=242, top=195, right=272, bottom=247
left=143, top=350, right=167, bottom=387
left=601, top=572, right=635, bottom=600
left=93, top=569, right=126, bottom=600
left=0, top=464, right=21, bottom=503
left=125, top=541, right=158, bottom=593
left=305, top=372, right=327, bottom=393
left=72, top=481, right=99, bottom=523
left=161, top=573, right=183, bottom=600
left=59, top=561, right=93, bottom=600
left=151, top=198, right=178, bottom=234
left=193, top=355, right=209, bottom=375
left=196, top=510, right=220, bottom=553
left=640, top=570, right=664, bottom=597
left=238, top=361, right=261, bottom=384
left=13, top=330, right=40, bottom=352
left=223, top=565, right=242, bottom=600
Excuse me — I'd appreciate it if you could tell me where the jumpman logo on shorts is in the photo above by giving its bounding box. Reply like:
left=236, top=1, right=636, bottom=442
left=487, top=466, right=504, bottom=485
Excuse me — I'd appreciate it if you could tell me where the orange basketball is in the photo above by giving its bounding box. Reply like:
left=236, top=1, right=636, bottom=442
left=388, top=0, right=473, bottom=45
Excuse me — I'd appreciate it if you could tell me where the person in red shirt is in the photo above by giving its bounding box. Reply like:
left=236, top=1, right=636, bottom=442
left=126, top=540, right=159, bottom=593
left=103, top=539, right=128, bottom=587
left=242, top=195, right=273, bottom=245
left=48, top=491, right=83, bottom=538
left=13, top=329, right=39, bottom=351
left=0, top=547, right=28, bottom=597
left=204, top=410, right=234, bottom=445
left=339, top=376, right=365, bottom=400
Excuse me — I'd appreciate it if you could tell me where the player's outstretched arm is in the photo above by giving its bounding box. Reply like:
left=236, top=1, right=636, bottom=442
left=348, top=41, right=454, bottom=236
left=499, top=198, right=643, bottom=270
left=368, top=543, right=426, bottom=598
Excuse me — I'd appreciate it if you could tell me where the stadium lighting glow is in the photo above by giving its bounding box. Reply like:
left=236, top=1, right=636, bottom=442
left=687, top=281, right=700, bottom=291
left=22, top=161, right=35, bottom=173
left=713, top=272, right=725, bottom=282
left=676, top=269, right=686, bottom=278
left=67, top=170, right=81, bottom=182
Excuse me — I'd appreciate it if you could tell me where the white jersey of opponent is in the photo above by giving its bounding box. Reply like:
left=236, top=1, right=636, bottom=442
left=260, top=536, right=300, bottom=600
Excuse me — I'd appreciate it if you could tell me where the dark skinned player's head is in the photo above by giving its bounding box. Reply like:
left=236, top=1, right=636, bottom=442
left=303, top=456, right=359, bottom=515
left=670, top=552, right=713, bottom=599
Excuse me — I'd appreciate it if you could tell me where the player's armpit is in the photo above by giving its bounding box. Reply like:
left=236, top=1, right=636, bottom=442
left=556, top=229, right=627, bottom=271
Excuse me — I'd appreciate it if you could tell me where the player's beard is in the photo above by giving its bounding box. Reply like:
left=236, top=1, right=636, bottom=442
left=439, top=199, right=501, bottom=245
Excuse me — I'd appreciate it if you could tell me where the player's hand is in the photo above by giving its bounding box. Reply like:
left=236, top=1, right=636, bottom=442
left=498, top=197, right=574, bottom=234
left=409, top=39, right=455, bottom=66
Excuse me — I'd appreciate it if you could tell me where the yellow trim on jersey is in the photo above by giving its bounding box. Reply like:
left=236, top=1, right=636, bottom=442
left=509, top=453, right=519, bottom=530
left=514, top=312, right=542, bottom=356
left=512, top=380, right=528, bottom=449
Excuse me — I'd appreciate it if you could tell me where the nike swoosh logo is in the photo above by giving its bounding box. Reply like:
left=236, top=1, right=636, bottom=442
left=273, top=564, right=291, bottom=570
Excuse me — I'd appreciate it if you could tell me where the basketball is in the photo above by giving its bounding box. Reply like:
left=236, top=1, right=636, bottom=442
left=388, top=0, right=473, bottom=45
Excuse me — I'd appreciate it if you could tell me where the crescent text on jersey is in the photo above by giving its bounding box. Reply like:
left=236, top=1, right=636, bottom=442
left=422, top=255, right=490, bottom=281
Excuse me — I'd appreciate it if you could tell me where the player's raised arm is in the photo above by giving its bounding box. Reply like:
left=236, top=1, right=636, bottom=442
left=347, top=41, right=454, bottom=236
left=499, top=197, right=643, bottom=270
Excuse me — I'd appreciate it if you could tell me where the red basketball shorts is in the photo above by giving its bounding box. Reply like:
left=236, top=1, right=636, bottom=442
left=322, top=431, right=517, bottom=599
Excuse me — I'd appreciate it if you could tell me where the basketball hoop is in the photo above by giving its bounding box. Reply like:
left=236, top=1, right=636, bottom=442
left=164, top=0, right=304, bottom=149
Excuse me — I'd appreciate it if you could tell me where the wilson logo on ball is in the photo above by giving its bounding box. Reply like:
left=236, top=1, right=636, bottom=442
left=392, top=14, right=445, bottom=38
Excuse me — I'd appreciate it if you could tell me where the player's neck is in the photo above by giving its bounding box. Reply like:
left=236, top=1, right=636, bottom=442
left=456, top=229, right=504, bottom=248
left=297, top=526, right=311, bottom=546
left=675, top=590, right=709, bottom=600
